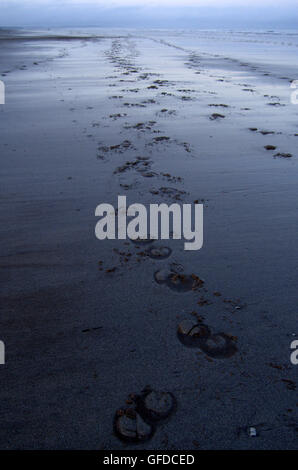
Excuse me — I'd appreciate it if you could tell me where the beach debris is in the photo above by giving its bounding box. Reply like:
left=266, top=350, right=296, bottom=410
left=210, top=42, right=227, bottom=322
left=248, top=427, right=257, bottom=437
left=82, top=326, right=102, bottom=333
left=282, top=379, right=296, bottom=391
left=268, top=362, right=284, bottom=371
left=105, top=267, right=116, bottom=273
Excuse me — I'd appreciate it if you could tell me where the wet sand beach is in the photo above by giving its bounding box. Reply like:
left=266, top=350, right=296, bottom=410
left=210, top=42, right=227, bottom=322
left=0, top=28, right=297, bottom=449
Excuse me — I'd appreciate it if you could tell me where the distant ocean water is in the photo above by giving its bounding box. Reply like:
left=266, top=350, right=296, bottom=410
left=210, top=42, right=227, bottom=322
left=1, top=27, right=298, bottom=78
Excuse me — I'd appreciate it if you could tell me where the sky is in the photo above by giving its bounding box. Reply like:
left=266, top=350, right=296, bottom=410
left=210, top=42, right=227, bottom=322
left=0, top=0, right=297, bottom=28
left=1, top=0, right=296, bottom=5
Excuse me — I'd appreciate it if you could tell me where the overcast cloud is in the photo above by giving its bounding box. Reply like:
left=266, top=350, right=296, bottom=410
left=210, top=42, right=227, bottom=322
left=0, top=0, right=297, bottom=28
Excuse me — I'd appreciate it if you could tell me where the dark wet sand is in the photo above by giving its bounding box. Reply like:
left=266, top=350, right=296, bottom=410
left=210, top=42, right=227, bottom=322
left=0, top=29, right=297, bottom=449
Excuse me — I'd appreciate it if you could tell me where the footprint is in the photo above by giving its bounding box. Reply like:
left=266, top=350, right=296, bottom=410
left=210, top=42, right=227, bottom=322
left=114, top=408, right=154, bottom=443
left=264, top=145, right=277, bottom=151
left=152, top=136, right=170, bottom=143
left=209, top=113, right=225, bottom=121
left=177, top=318, right=238, bottom=358
left=177, top=319, right=211, bottom=348
left=267, top=102, right=285, bottom=107
left=154, top=269, right=204, bottom=292
left=136, top=388, right=176, bottom=423
left=147, top=246, right=172, bottom=260
left=208, top=104, right=229, bottom=108
left=199, top=333, right=237, bottom=358
left=154, top=268, right=174, bottom=284
left=114, top=387, right=176, bottom=443
left=274, top=152, right=292, bottom=158
left=259, top=130, right=275, bottom=135
left=150, top=187, right=186, bottom=201
left=139, top=171, right=157, bottom=178
left=130, top=236, right=155, bottom=246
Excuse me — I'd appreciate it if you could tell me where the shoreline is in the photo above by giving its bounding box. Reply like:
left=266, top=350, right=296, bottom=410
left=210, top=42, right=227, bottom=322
left=0, top=28, right=297, bottom=450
